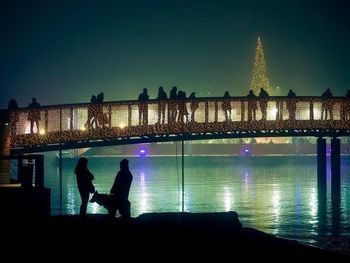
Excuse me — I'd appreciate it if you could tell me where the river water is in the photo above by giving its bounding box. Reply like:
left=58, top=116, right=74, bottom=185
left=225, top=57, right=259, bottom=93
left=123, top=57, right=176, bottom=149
left=43, top=151, right=350, bottom=254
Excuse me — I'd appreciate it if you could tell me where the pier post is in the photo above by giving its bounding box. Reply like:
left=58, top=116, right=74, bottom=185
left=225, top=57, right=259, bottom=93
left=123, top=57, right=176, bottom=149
left=182, top=140, right=184, bottom=212
left=35, top=155, right=44, bottom=188
left=0, top=110, right=10, bottom=184
left=317, top=138, right=326, bottom=199
left=331, top=138, right=341, bottom=200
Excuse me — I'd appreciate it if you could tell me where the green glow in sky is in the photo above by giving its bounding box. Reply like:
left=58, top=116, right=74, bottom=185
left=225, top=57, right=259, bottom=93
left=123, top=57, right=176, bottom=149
left=1, top=0, right=349, bottom=108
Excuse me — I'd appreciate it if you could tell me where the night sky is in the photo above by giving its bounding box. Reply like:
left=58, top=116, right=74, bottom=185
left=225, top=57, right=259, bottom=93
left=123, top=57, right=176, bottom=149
left=1, top=0, right=350, bottom=109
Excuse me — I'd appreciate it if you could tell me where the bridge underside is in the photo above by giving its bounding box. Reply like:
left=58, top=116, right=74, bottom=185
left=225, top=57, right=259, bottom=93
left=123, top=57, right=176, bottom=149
left=11, top=125, right=350, bottom=154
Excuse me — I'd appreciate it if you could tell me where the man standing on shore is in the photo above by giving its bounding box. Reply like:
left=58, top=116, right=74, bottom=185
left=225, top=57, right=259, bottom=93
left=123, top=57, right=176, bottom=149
left=110, top=159, right=133, bottom=219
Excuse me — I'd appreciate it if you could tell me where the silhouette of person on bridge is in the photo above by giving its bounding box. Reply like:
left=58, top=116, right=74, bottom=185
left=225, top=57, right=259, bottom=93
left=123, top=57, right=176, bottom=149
left=157, top=86, right=167, bottom=125
left=258, top=87, right=269, bottom=121
left=341, top=89, right=350, bottom=121
left=86, top=95, right=98, bottom=129
left=222, top=91, right=232, bottom=122
left=177, top=90, right=189, bottom=123
left=27, top=97, right=41, bottom=134
left=321, top=88, right=333, bottom=120
left=169, top=86, right=178, bottom=124
left=74, top=157, right=95, bottom=216
left=189, top=92, right=199, bottom=122
left=96, top=92, right=108, bottom=128
left=8, top=99, right=19, bottom=136
left=110, top=158, right=133, bottom=219
left=246, top=89, right=257, bottom=121
left=138, top=88, right=149, bottom=126
left=286, top=89, right=297, bottom=121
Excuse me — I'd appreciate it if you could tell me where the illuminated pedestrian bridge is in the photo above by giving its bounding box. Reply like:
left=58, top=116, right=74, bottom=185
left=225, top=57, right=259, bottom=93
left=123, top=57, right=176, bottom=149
left=6, top=96, right=350, bottom=153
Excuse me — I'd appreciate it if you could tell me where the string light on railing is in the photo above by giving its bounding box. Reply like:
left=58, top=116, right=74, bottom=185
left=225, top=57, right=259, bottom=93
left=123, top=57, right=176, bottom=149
left=7, top=97, right=350, bottom=148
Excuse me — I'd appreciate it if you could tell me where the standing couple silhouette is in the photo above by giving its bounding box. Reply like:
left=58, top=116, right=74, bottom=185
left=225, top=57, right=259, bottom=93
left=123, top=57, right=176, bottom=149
left=74, top=157, right=133, bottom=218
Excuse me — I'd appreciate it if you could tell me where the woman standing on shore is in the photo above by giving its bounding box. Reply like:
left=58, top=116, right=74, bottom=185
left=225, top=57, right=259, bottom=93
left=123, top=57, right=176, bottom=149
left=74, top=157, right=95, bottom=216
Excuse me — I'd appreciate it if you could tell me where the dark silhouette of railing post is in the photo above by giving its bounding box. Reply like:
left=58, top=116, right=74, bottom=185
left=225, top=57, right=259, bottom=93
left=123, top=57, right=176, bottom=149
left=69, top=107, right=73, bottom=130
left=205, top=101, right=209, bottom=125
left=317, top=138, right=326, bottom=199
left=276, top=100, right=281, bottom=120
left=108, top=105, right=112, bottom=128
left=59, top=108, right=63, bottom=214
left=128, top=104, right=132, bottom=127
left=45, top=109, right=49, bottom=133
left=331, top=138, right=341, bottom=199
left=309, top=102, right=314, bottom=121
left=241, top=101, right=245, bottom=122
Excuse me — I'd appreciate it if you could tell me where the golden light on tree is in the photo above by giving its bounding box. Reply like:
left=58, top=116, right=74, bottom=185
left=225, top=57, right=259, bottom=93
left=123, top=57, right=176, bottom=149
left=250, top=37, right=271, bottom=95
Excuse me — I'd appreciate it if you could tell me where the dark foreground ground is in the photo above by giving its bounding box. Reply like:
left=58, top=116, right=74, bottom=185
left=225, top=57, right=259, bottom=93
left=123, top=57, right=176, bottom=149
left=2, top=212, right=349, bottom=261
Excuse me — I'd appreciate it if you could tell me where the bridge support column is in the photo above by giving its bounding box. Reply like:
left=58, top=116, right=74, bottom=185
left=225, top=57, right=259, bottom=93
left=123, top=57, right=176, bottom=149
left=0, top=111, right=10, bottom=184
left=331, top=138, right=341, bottom=200
left=317, top=138, right=327, bottom=200
left=181, top=140, right=184, bottom=212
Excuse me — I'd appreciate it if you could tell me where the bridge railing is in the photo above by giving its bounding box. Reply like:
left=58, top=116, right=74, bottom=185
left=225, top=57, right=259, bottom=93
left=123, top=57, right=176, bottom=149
left=7, top=96, right=350, bottom=148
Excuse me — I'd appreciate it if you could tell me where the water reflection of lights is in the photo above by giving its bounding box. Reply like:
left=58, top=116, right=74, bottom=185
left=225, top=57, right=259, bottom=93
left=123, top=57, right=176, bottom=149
left=66, top=186, right=77, bottom=215
left=91, top=202, right=100, bottom=214
left=272, top=190, right=281, bottom=234
left=224, top=187, right=234, bottom=212
left=139, top=171, right=149, bottom=213
left=244, top=171, right=249, bottom=187
left=178, top=193, right=188, bottom=212
left=308, top=187, right=317, bottom=224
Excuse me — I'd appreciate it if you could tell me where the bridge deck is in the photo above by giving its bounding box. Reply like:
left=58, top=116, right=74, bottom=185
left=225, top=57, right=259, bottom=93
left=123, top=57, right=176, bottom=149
left=5, top=96, right=350, bottom=152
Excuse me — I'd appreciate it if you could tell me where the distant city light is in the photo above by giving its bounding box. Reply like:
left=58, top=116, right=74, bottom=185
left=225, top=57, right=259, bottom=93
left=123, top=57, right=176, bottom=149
left=243, top=148, right=251, bottom=156
left=39, top=129, right=46, bottom=135
left=139, top=148, right=147, bottom=157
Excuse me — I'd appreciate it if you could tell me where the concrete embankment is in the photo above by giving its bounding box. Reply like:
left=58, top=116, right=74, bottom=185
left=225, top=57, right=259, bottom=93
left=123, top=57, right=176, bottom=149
left=2, top=212, right=348, bottom=261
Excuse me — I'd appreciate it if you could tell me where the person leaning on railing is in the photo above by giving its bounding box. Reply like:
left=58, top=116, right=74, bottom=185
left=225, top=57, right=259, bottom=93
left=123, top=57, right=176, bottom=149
left=189, top=92, right=199, bottom=123
left=341, top=89, right=350, bottom=121
left=222, top=91, right=232, bottom=122
left=321, top=88, right=333, bottom=120
left=27, top=97, right=41, bottom=134
left=258, top=87, right=269, bottom=121
left=138, top=88, right=149, bottom=126
left=156, top=86, right=168, bottom=125
left=246, top=89, right=257, bottom=121
left=286, top=89, right=297, bottom=121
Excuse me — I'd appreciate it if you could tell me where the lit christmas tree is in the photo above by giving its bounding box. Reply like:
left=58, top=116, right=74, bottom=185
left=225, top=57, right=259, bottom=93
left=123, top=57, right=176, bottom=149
left=250, top=37, right=271, bottom=95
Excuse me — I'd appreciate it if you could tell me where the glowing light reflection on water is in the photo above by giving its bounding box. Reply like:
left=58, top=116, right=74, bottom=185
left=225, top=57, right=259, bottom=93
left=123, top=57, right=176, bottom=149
left=46, top=154, right=349, bottom=252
